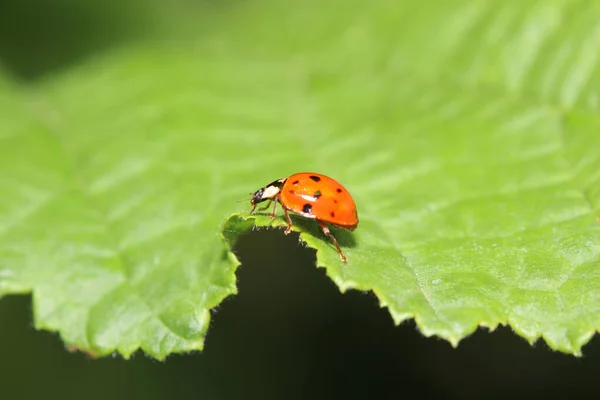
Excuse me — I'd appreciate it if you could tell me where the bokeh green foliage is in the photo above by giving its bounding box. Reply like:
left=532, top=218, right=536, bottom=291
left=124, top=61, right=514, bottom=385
left=1, top=0, right=600, bottom=361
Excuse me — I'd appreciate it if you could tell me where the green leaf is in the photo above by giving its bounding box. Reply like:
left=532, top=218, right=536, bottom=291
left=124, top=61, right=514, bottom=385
left=0, top=71, right=239, bottom=359
left=2, top=0, right=600, bottom=359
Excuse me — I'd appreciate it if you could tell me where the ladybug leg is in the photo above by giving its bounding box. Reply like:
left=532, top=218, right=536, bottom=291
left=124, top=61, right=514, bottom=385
left=282, top=206, right=293, bottom=235
left=317, top=220, right=347, bottom=263
left=268, top=199, right=278, bottom=219
left=256, top=200, right=273, bottom=212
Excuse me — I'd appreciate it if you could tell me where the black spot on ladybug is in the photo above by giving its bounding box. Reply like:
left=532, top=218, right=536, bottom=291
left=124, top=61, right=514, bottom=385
left=330, top=211, right=336, bottom=218
left=336, top=188, right=342, bottom=193
left=303, top=204, right=312, bottom=214
left=314, top=190, right=322, bottom=198
left=334, top=199, right=338, bottom=204
left=289, top=190, right=295, bottom=195
left=309, top=175, right=321, bottom=182
left=292, top=180, right=299, bottom=185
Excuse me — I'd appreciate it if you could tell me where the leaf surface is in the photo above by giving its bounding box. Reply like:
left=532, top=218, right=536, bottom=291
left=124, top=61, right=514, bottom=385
left=1, top=0, right=600, bottom=358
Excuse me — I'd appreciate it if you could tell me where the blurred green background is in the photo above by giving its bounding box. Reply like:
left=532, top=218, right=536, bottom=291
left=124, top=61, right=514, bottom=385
left=1, top=0, right=600, bottom=398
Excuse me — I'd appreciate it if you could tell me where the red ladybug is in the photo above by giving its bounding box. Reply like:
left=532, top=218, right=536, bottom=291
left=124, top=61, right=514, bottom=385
left=248, top=172, right=358, bottom=262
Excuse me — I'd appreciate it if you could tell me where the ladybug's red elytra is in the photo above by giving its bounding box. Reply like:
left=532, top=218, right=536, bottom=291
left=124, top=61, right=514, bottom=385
left=248, top=172, right=358, bottom=263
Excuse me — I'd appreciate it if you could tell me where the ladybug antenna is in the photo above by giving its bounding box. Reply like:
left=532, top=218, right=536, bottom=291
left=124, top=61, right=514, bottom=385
left=236, top=193, right=254, bottom=203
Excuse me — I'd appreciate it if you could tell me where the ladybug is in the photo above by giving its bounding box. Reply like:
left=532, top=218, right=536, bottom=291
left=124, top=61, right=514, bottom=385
left=248, top=172, right=358, bottom=262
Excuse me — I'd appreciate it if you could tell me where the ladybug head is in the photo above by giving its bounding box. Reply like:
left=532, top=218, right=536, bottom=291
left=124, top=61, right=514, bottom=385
left=248, top=179, right=286, bottom=216
left=250, top=179, right=285, bottom=206
left=250, top=188, right=266, bottom=205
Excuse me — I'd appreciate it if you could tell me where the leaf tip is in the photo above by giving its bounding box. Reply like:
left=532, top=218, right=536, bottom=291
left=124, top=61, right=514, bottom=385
left=66, top=344, right=100, bottom=359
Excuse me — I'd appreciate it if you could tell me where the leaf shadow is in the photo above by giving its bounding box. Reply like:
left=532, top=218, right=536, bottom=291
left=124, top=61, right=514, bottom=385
left=246, top=211, right=357, bottom=254
left=290, top=214, right=358, bottom=249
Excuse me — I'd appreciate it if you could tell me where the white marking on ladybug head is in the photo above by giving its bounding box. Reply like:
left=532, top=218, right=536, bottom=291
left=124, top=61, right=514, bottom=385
left=262, top=185, right=281, bottom=199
